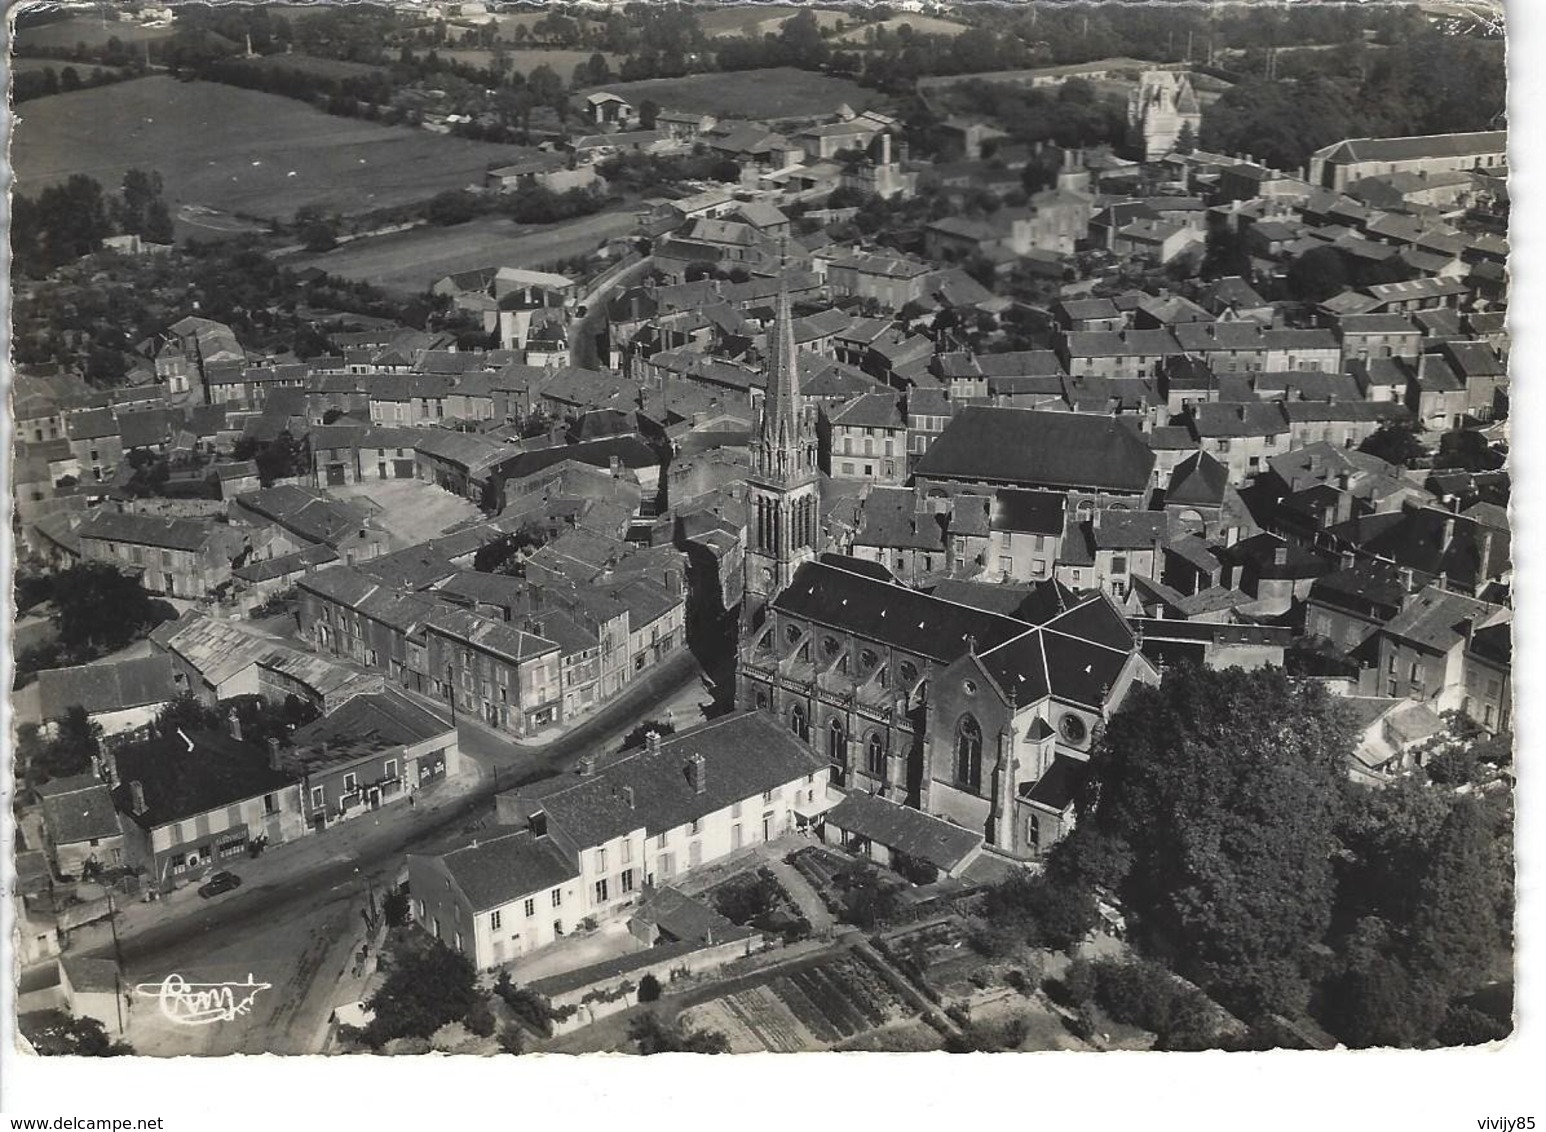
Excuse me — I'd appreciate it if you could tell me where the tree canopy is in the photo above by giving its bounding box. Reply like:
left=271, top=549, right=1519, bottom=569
left=1081, top=666, right=1356, bottom=1017
left=364, top=943, right=480, bottom=1047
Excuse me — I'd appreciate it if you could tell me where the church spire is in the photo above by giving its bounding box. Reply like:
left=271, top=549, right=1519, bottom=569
left=752, top=258, right=813, bottom=485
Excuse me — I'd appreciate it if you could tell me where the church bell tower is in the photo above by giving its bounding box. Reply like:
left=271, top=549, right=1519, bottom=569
left=742, top=275, right=821, bottom=627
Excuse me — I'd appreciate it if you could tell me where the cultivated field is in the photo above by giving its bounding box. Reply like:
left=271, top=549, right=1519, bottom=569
left=234, top=53, right=386, bottom=80
left=290, top=209, right=640, bottom=295
left=677, top=951, right=920, bottom=1053
left=10, top=76, right=533, bottom=237
left=13, top=16, right=177, bottom=52
left=580, top=67, right=888, bottom=120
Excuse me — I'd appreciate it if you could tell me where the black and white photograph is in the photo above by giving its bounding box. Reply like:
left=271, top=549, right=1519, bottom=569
left=0, top=0, right=1535, bottom=1125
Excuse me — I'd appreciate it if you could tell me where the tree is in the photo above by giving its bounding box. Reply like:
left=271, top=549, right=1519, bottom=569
left=1408, top=799, right=1504, bottom=999
left=364, top=943, right=479, bottom=1047
left=1174, top=119, right=1196, bottom=155
left=1434, top=429, right=1505, bottom=472
left=980, top=873, right=1099, bottom=951
left=637, top=97, right=660, bottom=130
left=1286, top=245, right=1350, bottom=302
left=627, top=1011, right=729, bottom=1054
left=621, top=719, right=676, bottom=751
left=1359, top=421, right=1426, bottom=467
left=24, top=1012, right=133, bottom=1056
left=638, top=974, right=662, bottom=1003
left=50, top=563, right=165, bottom=653
left=1081, top=667, right=1356, bottom=1017
left=42, top=705, right=103, bottom=780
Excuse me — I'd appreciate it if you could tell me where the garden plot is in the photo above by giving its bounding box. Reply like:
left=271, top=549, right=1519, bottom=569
left=678, top=951, right=918, bottom=1054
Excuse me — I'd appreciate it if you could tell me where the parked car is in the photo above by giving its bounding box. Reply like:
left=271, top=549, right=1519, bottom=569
left=198, top=871, right=243, bottom=899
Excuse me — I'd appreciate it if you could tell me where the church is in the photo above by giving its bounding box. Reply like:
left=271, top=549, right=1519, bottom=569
left=735, top=283, right=1160, bottom=861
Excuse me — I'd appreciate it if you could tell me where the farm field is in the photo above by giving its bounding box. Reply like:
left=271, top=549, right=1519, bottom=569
left=677, top=950, right=920, bottom=1053
left=10, top=76, right=533, bottom=239
left=833, top=14, right=972, bottom=42
left=580, top=67, right=888, bottom=120
left=234, top=53, right=386, bottom=80
left=437, top=48, right=624, bottom=75
left=290, top=209, right=640, bottom=295
left=698, top=6, right=850, bottom=38
left=13, top=16, right=176, bottom=52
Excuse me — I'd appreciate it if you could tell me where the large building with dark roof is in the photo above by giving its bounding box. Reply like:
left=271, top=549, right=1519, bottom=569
left=737, top=557, right=1156, bottom=860
left=914, top=407, right=1156, bottom=503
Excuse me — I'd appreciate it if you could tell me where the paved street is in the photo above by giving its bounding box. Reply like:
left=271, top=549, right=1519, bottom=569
left=73, top=648, right=705, bottom=1054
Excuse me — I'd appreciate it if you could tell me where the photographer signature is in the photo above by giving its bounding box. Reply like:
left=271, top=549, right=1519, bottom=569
left=133, top=974, right=272, bottom=1025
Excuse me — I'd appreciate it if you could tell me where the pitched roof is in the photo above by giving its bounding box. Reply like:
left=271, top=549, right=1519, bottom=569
left=39, top=776, right=122, bottom=846
left=77, top=510, right=223, bottom=553
left=975, top=594, right=1137, bottom=709
left=990, top=488, right=1065, bottom=536
left=774, top=560, right=1028, bottom=662
left=1166, top=451, right=1228, bottom=508
left=438, top=831, right=578, bottom=912
left=36, top=655, right=179, bottom=720
left=112, top=729, right=297, bottom=830
left=916, top=407, right=1155, bottom=494
left=523, top=712, right=827, bottom=848
left=825, top=791, right=982, bottom=873
left=1314, top=131, right=1506, bottom=166
left=1382, top=586, right=1497, bottom=653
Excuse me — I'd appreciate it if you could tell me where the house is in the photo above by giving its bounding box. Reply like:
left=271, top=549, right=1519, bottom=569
left=76, top=510, right=253, bottom=599
left=38, top=775, right=126, bottom=879
left=112, top=727, right=307, bottom=890
left=1182, top=402, right=1291, bottom=484
left=1305, top=560, right=1407, bottom=660
left=1375, top=586, right=1505, bottom=712
left=1059, top=329, right=1184, bottom=380
left=232, top=484, right=393, bottom=564
left=848, top=486, right=956, bottom=586
left=58, top=956, right=130, bottom=1039
left=1461, top=619, right=1511, bottom=734
left=35, top=655, right=182, bottom=740
left=987, top=488, right=1066, bottom=582
left=828, top=392, right=908, bottom=484
left=585, top=91, right=635, bottom=126
left=1342, top=696, right=1448, bottom=785
left=407, top=712, right=828, bottom=969
left=286, top=689, right=461, bottom=831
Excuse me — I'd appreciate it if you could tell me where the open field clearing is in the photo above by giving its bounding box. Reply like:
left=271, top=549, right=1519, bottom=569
left=233, top=53, right=386, bottom=80
left=698, top=6, right=850, bottom=38
left=437, top=48, right=624, bottom=75
left=290, top=209, right=640, bottom=295
left=11, top=76, right=531, bottom=237
left=833, top=15, right=972, bottom=42
left=581, top=67, right=887, bottom=120
left=13, top=16, right=177, bottom=52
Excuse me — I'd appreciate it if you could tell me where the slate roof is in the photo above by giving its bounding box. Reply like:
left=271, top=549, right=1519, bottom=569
left=633, top=886, right=736, bottom=944
left=234, top=543, right=340, bottom=583
left=825, top=791, right=983, bottom=873
left=975, top=593, right=1137, bottom=709
left=1021, top=753, right=1086, bottom=812
left=39, top=775, right=122, bottom=846
left=1382, top=586, right=1497, bottom=654
left=77, top=511, right=219, bottom=553
left=1468, top=621, right=1511, bottom=668
left=773, top=560, right=1028, bottom=662
left=830, top=392, right=906, bottom=430
left=1314, top=131, right=1506, bottom=166
left=439, top=831, right=578, bottom=912
left=113, top=729, right=298, bottom=830
left=36, top=655, right=179, bottom=720
left=523, top=712, right=827, bottom=849
left=289, top=689, right=453, bottom=768
left=915, top=407, right=1155, bottom=493
left=1167, top=451, right=1228, bottom=508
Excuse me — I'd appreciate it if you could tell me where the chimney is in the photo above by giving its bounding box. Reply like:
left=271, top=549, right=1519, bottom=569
left=646, top=730, right=663, bottom=755
left=531, top=810, right=548, bottom=836
left=621, top=785, right=636, bottom=809
left=268, top=737, right=282, bottom=772
left=1442, top=514, right=1456, bottom=550
left=687, top=753, right=706, bottom=795
left=130, top=781, right=147, bottom=816
left=1479, top=526, right=1494, bottom=577
left=579, top=753, right=598, bottom=776
left=227, top=708, right=243, bottom=742
left=1334, top=490, right=1354, bottom=525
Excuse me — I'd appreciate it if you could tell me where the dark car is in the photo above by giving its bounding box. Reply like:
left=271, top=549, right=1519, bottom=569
left=197, top=871, right=243, bottom=899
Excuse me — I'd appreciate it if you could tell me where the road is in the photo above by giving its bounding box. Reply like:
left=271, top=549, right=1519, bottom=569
left=84, top=649, right=704, bottom=1054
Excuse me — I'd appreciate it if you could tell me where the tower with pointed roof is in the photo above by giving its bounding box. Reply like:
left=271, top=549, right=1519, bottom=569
left=742, top=274, right=821, bottom=627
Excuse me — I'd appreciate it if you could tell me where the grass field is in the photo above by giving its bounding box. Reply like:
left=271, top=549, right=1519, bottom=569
left=437, top=48, right=623, bottom=75
left=697, top=6, right=850, bottom=38
left=13, top=16, right=177, bottom=52
left=11, top=76, right=534, bottom=237
left=234, top=53, right=385, bottom=80
left=289, top=209, right=640, bottom=295
left=832, top=14, right=972, bottom=42
left=580, top=67, right=887, bottom=120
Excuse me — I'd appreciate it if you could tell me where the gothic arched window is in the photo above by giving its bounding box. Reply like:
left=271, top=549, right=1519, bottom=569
left=828, top=718, right=846, bottom=763
left=866, top=733, right=886, bottom=777
left=955, top=715, right=983, bottom=793
left=790, top=704, right=809, bottom=743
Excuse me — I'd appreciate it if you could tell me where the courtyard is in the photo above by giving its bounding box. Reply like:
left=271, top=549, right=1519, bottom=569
left=328, top=478, right=484, bottom=547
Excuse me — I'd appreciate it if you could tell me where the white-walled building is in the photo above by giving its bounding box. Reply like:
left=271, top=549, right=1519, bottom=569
left=407, top=712, right=829, bottom=970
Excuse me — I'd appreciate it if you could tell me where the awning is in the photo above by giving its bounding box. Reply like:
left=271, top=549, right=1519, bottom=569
left=793, top=787, right=842, bottom=821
